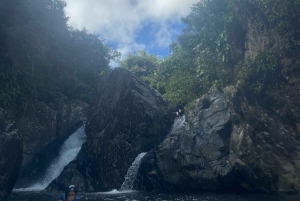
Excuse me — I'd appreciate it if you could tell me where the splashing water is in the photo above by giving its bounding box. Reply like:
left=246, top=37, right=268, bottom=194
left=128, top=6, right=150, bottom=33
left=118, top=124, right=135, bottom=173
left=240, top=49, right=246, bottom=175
left=170, top=115, right=186, bottom=134
left=96, top=189, right=137, bottom=194
left=120, top=152, right=147, bottom=191
left=14, top=126, right=86, bottom=192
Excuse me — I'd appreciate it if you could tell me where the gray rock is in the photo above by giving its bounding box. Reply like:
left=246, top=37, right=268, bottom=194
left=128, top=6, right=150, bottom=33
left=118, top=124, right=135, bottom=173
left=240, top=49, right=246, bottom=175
left=231, top=1, right=269, bottom=60
left=47, top=162, right=87, bottom=192
left=154, top=87, right=235, bottom=191
left=15, top=100, right=87, bottom=188
left=226, top=83, right=300, bottom=194
left=135, top=150, right=170, bottom=192
left=85, top=68, right=173, bottom=190
left=140, top=84, right=300, bottom=193
left=0, top=108, right=22, bottom=201
left=46, top=143, right=96, bottom=192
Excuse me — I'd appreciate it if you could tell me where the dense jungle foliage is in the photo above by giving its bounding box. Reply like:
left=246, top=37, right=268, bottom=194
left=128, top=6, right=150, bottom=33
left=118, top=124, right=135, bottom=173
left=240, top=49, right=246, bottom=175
left=0, top=0, right=120, bottom=111
left=121, top=0, right=300, bottom=105
left=1, top=0, right=300, bottom=111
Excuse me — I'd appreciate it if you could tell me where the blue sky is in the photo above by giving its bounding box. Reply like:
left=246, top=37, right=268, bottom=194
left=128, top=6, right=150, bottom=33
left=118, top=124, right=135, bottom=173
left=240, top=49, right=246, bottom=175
left=63, top=0, right=199, bottom=65
left=134, top=21, right=186, bottom=57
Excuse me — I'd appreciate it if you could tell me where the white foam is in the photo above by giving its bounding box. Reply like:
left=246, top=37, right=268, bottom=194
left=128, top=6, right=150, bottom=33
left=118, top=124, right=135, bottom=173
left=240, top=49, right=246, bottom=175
left=96, top=189, right=137, bottom=195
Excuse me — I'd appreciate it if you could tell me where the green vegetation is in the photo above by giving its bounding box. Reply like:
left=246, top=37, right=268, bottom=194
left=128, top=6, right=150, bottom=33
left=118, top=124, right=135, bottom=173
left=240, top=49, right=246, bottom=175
left=121, top=0, right=300, bottom=105
left=0, top=0, right=120, bottom=110
left=1, top=0, right=299, bottom=111
left=121, top=0, right=236, bottom=105
left=120, top=50, right=160, bottom=86
left=255, top=0, right=300, bottom=56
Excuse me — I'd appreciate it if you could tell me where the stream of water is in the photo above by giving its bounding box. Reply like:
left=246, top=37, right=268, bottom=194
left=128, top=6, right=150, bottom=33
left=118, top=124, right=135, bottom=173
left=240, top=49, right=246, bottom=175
left=9, top=120, right=300, bottom=201
left=13, top=127, right=86, bottom=191
left=120, top=152, right=147, bottom=191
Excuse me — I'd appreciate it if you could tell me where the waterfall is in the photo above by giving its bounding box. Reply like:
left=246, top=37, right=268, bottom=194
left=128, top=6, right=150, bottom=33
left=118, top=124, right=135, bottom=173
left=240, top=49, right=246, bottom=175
left=14, top=126, right=86, bottom=192
left=119, top=152, right=147, bottom=191
left=170, top=115, right=185, bottom=133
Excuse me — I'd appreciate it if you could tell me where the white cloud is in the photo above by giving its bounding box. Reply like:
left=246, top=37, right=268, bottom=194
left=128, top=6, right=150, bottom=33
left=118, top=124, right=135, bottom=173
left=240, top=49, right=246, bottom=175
left=64, top=0, right=199, bottom=56
left=153, top=22, right=181, bottom=49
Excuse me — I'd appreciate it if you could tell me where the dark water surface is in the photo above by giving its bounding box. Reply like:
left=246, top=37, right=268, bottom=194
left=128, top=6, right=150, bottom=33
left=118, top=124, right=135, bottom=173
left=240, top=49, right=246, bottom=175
left=7, top=190, right=300, bottom=201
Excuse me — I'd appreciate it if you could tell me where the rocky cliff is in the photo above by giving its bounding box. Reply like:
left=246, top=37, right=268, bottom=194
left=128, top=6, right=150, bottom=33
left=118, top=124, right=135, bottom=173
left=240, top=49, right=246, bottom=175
left=139, top=82, right=300, bottom=194
left=84, top=68, right=173, bottom=190
left=2, top=0, right=299, bottom=196
left=135, top=1, right=300, bottom=194
left=0, top=109, right=22, bottom=201
left=48, top=0, right=300, bottom=194
left=14, top=100, right=88, bottom=188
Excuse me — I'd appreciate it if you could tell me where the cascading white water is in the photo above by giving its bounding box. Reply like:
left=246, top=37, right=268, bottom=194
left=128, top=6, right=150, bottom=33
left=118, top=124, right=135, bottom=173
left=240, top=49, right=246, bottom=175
left=170, top=115, right=185, bottom=133
left=14, top=126, right=86, bottom=192
left=119, top=152, right=147, bottom=191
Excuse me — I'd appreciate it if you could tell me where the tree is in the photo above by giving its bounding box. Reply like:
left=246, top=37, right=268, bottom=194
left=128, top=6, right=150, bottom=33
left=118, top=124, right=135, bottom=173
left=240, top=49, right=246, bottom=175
left=120, top=50, right=160, bottom=85
left=0, top=0, right=120, bottom=109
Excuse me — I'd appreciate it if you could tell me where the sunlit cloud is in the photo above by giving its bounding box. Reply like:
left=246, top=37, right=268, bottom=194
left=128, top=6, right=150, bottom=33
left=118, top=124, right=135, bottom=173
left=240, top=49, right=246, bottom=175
left=64, top=0, right=199, bottom=57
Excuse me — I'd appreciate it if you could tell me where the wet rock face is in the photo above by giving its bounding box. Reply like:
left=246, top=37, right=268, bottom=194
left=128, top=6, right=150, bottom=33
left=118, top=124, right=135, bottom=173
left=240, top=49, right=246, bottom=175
left=46, top=143, right=97, bottom=192
left=17, top=102, right=57, bottom=168
left=227, top=84, right=300, bottom=194
left=141, top=85, right=300, bottom=193
left=15, top=100, right=87, bottom=188
left=135, top=150, right=170, bottom=192
left=0, top=108, right=22, bottom=201
left=47, top=162, right=87, bottom=192
left=154, top=87, right=235, bottom=192
left=19, top=100, right=88, bottom=168
left=85, top=68, right=173, bottom=190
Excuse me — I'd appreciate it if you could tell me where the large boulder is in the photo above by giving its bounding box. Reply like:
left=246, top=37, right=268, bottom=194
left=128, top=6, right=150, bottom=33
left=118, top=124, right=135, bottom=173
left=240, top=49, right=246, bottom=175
left=15, top=100, right=88, bottom=188
left=140, top=84, right=300, bottom=194
left=227, top=83, right=300, bottom=194
left=0, top=108, right=22, bottom=201
left=145, top=87, right=235, bottom=192
left=85, top=68, right=173, bottom=190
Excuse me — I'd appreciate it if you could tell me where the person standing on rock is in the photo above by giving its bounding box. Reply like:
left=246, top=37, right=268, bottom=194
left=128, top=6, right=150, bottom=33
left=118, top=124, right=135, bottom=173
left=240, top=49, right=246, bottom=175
left=176, top=103, right=185, bottom=116
left=59, top=185, right=80, bottom=201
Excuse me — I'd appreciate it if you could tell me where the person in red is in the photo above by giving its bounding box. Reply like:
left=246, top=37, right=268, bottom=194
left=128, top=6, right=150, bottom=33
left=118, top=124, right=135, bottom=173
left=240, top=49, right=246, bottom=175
left=59, top=185, right=80, bottom=201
